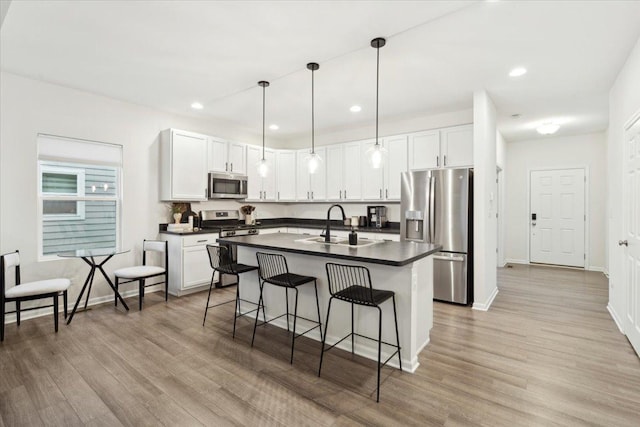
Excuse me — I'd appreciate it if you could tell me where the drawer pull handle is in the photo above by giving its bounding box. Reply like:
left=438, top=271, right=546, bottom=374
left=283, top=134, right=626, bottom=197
left=197, top=239, right=207, bottom=243
left=433, top=255, right=465, bottom=262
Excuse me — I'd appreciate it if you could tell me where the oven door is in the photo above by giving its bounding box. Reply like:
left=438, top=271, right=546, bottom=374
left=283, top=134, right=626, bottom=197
left=208, top=173, right=248, bottom=199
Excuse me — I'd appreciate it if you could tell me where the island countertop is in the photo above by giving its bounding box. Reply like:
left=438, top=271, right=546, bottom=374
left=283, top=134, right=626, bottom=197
left=217, top=232, right=441, bottom=266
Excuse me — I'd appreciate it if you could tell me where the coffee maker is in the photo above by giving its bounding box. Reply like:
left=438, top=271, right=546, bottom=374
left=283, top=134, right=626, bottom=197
left=367, top=205, right=388, bottom=228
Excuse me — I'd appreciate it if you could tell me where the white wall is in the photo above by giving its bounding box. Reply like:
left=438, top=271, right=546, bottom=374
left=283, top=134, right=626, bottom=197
left=608, top=36, right=640, bottom=329
left=472, top=90, right=498, bottom=310
left=496, top=131, right=507, bottom=267
left=504, top=132, right=607, bottom=271
left=0, top=72, right=289, bottom=306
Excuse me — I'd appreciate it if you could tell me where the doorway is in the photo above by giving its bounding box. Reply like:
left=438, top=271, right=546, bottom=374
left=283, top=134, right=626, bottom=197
left=529, top=168, right=586, bottom=268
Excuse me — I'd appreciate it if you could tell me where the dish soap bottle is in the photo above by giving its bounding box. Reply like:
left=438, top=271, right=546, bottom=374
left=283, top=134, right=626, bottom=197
left=349, top=230, right=358, bottom=246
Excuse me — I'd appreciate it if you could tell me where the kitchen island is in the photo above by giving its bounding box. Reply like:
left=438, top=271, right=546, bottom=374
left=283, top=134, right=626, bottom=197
left=217, top=232, right=440, bottom=373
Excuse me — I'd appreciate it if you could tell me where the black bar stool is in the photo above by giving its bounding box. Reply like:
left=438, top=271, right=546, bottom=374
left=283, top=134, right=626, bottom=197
left=202, top=245, right=259, bottom=338
left=318, top=262, right=402, bottom=402
left=252, top=252, right=323, bottom=364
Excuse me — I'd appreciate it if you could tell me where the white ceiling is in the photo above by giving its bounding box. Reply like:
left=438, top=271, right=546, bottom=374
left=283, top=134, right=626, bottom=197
left=1, top=1, right=639, bottom=142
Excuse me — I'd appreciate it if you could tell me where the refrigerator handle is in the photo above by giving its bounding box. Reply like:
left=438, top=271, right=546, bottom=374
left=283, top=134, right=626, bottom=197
left=429, top=175, right=436, bottom=244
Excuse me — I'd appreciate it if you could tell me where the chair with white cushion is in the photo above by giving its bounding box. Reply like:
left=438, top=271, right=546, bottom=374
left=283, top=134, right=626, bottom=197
left=1, top=250, right=70, bottom=341
left=114, top=240, right=168, bottom=310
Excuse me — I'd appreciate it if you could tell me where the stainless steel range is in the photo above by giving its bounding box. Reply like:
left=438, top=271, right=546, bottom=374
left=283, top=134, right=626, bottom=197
left=200, top=210, right=259, bottom=287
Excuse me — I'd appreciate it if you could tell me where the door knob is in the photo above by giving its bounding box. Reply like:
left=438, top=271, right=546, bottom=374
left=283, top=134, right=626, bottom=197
left=618, top=240, right=628, bottom=246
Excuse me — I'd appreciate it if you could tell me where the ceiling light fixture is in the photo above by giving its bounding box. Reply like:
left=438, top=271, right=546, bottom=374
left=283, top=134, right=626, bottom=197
left=350, top=105, right=362, bottom=113
left=509, top=67, right=527, bottom=77
left=257, top=81, right=270, bottom=178
left=366, top=37, right=387, bottom=169
left=536, top=122, right=560, bottom=135
left=305, top=62, right=322, bottom=174
left=269, top=124, right=279, bottom=130
left=191, top=102, right=204, bottom=110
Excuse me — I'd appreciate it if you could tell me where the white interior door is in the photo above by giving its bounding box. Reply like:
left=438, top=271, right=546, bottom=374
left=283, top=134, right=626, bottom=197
left=623, top=113, right=640, bottom=356
left=530, top=168, right=585, bottom=267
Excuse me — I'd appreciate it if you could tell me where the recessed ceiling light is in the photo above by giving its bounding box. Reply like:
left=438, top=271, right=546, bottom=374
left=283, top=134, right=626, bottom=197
left=536, top=123, right=560, bottom=135
left=509, top=67, right=527, bottom=77
left=350, top=105, right=362, bottom=113
left=191, top=102, right=203, bottom=110
left=269, top=124, right=279, bottom=130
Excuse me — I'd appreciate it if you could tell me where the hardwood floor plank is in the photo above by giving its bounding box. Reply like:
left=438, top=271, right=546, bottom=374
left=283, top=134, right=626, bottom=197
left=38, top=400, right=84, bottom=427
left=0, top=385, right=45, bottom=426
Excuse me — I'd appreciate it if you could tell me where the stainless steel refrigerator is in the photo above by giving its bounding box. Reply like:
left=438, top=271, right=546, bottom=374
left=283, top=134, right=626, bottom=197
left=400, top=168, right=473, bottom=305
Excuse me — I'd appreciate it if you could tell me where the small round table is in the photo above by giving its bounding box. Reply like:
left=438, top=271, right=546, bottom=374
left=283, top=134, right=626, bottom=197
left=58, top=248, right=130, bottom=324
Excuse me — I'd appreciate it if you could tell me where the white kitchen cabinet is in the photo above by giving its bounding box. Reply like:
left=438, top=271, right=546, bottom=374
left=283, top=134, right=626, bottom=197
left=326, top=144, right=344, bottom=200
left=440, top=124, right=473, bottom=167
left=409, top=130, right=440, bottom=170
left=247, top=145, right=276, bottom=201
left=343, top=142, right=362, bottom=200
left=408, top=125, right=473, bottom=170
left=160, top=129, right=208, bottom=201
left=276, top=150, right=296, bottom=201
left=208, top=138, right=247, bottom=174
left=296, top=147, right=327, bottom=201
left=383, top=135, right=408, bottom=200
left=160, top=232, right=218, bottom=296
left=361, top=139, right=385, bottom=201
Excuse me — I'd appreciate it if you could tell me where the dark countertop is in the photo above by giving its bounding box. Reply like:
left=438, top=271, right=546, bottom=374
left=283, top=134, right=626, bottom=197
left=217, top=233, right=440, bottom=267
left=159, top=218, right=400, bottom=236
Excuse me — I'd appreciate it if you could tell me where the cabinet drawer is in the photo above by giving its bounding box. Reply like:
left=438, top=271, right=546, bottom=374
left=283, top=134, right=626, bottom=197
left=182, top=233, right=218, bottom=247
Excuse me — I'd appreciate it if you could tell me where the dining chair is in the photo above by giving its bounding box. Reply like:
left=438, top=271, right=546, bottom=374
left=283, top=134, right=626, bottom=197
left=114, top=240, right=168, bottom=310
left=1, top=250, right=70, bottom=341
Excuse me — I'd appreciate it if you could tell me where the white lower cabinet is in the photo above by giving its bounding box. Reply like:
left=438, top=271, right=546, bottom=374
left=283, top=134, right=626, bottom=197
left=161, top=233, right=218, bottom=296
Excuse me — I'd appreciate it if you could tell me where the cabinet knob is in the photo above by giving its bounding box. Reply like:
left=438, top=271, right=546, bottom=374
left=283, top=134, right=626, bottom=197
left=385, top=189, right=388, bottom=199
left=436, top=155, right=439, bottom=167
left=443, top=155, right=447, bottom=166
left=311, top=191, right=314, bottom=200
left=307, top=191, right=310, bottom=200
left=225, top=162, right=228, bottom=171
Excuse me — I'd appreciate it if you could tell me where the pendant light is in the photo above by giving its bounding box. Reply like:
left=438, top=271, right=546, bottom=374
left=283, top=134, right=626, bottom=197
left=306, top=62, right=322, bottom=174
left=366, top=37, right=387, bottom=169
left=257, top=80, right=269, bottom=178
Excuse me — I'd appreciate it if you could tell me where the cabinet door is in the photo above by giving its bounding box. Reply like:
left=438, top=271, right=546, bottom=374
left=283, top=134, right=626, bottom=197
left=309, top=146, right=327, bottom=201
left=246, top=145, right=262, bottom=200
left=441, top=124, right=473, bottom=167
left=343, top=142, right=361, bottom=200
left=171, top=131, right=208, bottom=200
left=276, top=150, right=296, bottom=201
left=325, top=144, right=343, bottom=200
left=262, top=149, right=277, bottom=200
left=228, top=142, right=246, bottom=173
left=384, top=135, right=408, bottom=200
left=183, top=245, right=213, bottom=289
left=361, top=140, right=384, bottom=200
left=296, top=150, right=312, bottom=200
left=208, top=137, right=228, bottom=172
left=409, top=130, right=440, bottom=170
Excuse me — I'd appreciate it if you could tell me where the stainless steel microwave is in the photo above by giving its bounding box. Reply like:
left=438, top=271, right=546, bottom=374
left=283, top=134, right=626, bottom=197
left=208, top=172, right=248, bottom=199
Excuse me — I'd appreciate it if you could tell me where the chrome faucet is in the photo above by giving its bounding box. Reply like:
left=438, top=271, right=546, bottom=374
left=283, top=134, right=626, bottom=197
left=325, top=204, right=346, bottom=243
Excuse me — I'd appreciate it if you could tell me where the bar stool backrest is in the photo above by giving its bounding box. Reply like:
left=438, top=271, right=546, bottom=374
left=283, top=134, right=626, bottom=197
left=325, top=263, right=376, bottom=305
left=256, top=252, right=289, bottom=283
left=206, top=245, right=235, bottom=274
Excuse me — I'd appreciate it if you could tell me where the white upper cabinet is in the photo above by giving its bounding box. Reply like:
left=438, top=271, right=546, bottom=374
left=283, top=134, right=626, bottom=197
left=409, top=125, right=473, bottom=170
left=296, top=147, right=326, bottom=201
left=440, top=124, right=473, bottom=167
left=343, top=141, right=362, bottom=200
left=208, top=138, right=246, bottom=174
left=247, top=145, right=276, bottom=201
left=160, top=129, right=208, bottom=201
left=361, top=140, right=385, bottom=201
left=409, top=130, right=440, bottom=170
left=326, top=144, right=344, bottom=200
left=383, top=135, right=408, bottom=200
left=276, top=150, right=296, bottom=201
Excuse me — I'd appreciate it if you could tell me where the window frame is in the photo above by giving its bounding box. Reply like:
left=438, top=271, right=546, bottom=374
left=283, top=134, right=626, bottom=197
left=40, top=163, right=87, bottom=221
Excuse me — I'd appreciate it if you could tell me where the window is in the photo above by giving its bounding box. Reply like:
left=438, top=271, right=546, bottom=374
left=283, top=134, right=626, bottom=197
left=37, top=135, right=122, bottom=260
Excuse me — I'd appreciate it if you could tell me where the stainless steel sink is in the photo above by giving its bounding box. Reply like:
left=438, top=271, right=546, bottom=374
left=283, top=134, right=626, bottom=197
left=295, top=236, right=380, bottom=248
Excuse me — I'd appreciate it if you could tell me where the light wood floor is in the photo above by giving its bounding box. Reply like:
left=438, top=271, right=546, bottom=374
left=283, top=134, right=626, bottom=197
left=1, top=265, right=639, bottom=426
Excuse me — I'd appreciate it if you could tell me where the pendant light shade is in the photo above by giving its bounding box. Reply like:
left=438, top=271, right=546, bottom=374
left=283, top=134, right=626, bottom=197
left=366, top=37, right=387, bottom=169
left=257, top=80, right=269, bottom=178
left=306, top=62, right=323, bottom=174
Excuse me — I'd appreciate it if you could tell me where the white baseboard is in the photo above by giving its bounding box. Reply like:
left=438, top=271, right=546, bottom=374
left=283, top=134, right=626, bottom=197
left=607, top=303, right=625, bottom=334
left=473, top=286, right=499, bottom=311
left=505, top=258, right=529, bottom=265
left=587, top=266, right=605, bottom=273
left=3, top=285, right=163, bottom=324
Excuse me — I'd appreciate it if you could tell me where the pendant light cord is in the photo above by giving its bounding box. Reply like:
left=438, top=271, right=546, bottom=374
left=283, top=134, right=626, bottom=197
left=311, top=68, right=315, bottom=154
left=262, top=84, right=266, bottom=160
left=375, top=43, right=380, bottom=148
